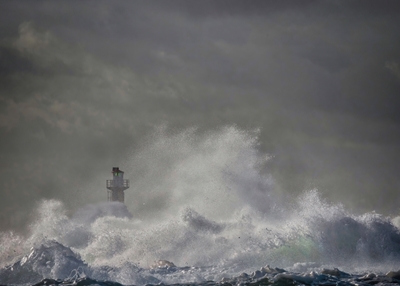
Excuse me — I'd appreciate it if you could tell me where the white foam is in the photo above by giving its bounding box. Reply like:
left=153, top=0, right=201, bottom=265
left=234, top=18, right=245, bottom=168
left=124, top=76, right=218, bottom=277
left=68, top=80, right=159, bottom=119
left=2, top=127, right=400, bottom=284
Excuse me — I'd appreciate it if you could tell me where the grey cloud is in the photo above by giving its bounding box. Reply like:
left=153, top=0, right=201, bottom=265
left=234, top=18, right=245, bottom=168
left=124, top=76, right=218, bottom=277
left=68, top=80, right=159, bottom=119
left=386, top=61, right=400, bottom=81
left=151, top=0, right=318, bottom=18
left=0, top=1, right=400, bottom=231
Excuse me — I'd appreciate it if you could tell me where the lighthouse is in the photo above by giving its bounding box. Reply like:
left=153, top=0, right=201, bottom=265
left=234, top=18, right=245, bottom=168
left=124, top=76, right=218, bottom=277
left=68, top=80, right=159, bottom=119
left=106, top=167, right=130, bottom=203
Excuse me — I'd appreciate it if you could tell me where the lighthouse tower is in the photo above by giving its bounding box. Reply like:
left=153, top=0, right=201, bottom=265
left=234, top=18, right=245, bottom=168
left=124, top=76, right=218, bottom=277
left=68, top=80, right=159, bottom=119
left=106, top=167, right=130, bottom=203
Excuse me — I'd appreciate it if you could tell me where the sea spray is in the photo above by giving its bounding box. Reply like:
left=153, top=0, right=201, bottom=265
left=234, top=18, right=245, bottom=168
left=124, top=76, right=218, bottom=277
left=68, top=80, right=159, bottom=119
left=122, top=126, right=277, bottom=223
left=2, top=127, right=400, bottom=284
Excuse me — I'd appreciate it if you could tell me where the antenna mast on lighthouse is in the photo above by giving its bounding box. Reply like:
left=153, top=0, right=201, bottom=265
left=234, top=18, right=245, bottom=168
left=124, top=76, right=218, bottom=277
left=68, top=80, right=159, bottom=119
left=106, top=167, right=130, bottom=203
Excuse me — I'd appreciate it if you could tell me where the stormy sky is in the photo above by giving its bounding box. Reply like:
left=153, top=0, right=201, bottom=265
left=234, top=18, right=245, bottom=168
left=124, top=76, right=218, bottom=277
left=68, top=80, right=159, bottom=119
left=1, top=0, right=400, bottom=232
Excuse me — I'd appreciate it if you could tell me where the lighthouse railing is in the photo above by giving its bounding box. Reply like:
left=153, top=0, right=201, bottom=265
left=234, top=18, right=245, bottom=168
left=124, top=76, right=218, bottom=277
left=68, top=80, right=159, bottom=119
left=106, top=179, right=129, bottom=188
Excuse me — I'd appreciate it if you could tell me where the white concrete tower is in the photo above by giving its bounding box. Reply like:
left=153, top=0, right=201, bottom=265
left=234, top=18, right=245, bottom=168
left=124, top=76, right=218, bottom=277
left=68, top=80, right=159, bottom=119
left=106, top=167, right=129, bottom=203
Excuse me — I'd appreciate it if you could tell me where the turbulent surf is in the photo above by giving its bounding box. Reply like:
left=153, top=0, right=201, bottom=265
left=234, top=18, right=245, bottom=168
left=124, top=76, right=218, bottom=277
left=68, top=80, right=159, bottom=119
left=1, top=127, right=400, bottom=285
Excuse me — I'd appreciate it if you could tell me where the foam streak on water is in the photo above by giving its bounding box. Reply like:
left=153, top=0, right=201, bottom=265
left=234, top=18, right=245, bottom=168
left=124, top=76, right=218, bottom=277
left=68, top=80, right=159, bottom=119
left=1, top=127, right=400, bottom=285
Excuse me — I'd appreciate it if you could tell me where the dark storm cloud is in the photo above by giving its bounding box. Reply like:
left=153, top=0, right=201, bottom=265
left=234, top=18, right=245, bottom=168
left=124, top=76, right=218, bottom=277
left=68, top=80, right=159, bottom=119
left=152, top=0, right=318, bottom=17
left=0, top=0, right=400, bottom=231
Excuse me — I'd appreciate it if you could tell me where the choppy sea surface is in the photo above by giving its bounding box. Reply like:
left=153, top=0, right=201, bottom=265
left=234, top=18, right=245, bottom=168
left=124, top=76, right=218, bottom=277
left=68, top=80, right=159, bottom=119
left=2, top=127, right=400, bottom=286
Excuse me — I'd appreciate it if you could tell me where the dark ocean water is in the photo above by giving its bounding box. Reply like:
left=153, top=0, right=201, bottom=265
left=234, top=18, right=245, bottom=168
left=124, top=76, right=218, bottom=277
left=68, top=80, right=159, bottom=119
left=2, top=129, right=400, bottom=285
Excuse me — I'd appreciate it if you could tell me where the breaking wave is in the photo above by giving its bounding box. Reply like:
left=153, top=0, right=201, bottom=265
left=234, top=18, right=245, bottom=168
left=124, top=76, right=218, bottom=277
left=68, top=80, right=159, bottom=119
left=1, top=126, right=400, bottom=285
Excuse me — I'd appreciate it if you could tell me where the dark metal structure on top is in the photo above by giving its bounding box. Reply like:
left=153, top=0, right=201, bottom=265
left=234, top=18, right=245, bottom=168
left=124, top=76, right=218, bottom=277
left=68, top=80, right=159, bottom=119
left=106, top=167, right=129, bottom=203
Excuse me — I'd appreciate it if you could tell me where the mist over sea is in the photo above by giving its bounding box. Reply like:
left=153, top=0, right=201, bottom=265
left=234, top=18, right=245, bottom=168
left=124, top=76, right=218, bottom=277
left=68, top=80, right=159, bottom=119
left=2, top=127, right=400, bottom=285
left=1, top=1, right=400, bottom=285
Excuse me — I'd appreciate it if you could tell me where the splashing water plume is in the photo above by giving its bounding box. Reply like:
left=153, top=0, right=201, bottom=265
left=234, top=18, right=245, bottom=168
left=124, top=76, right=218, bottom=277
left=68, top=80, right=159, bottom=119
left=1, top=126, right=400, bottom=285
